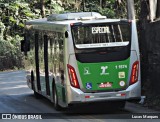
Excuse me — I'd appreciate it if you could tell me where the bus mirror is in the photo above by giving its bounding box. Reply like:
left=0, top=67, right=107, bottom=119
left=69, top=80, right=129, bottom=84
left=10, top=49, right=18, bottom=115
left=65, top=31, right=69, bottom=38
left=21, top=40, right=25, bottom=52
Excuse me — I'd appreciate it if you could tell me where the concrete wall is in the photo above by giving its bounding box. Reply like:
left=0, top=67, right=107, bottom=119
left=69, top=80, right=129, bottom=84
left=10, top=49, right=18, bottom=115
left=140, top=21, right=160, bottom=93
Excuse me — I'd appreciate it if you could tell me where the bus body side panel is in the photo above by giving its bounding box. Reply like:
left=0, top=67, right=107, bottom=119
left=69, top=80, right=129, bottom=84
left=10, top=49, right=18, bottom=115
left=52, top=25, right=70, bottom=108
left=126, top=51, right=141, bottom=99
left=126, top=20, right=141, bottom=99
left=65, top=25, right=84, bottom=104
left=24, top=23, right=69, bottom=108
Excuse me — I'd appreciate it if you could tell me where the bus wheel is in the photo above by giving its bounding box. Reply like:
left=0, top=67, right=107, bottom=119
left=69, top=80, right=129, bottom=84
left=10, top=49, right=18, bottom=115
left=34, top=91, right=42, bottom=99
left=53, top=87, right=61, bottom=111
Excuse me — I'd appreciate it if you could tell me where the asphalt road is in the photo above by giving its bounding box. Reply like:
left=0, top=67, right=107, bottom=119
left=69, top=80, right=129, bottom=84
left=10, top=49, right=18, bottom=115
left=0, top=70, right=159, bottom=122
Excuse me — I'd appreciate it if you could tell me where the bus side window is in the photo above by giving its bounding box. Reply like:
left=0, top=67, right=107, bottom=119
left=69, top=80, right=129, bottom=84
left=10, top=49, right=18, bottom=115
left=65, top=31, right=68, bottom=38
left=59, top=33, right=64, bottom=71
left=59, top=33, right=64, bottom=85
left=54, top=33, right=59, bottom=73
left=48, top=37, right=54, bottom=73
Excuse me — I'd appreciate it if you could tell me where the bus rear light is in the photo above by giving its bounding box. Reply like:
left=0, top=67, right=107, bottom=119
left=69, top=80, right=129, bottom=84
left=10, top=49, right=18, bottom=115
left=116, top=93, right=126, bottom=97
left=121, top=93, right=126, bottom=97
left=85, top=96, right=94, bottom=99
left=130, top=61, right=139, bottom=85
left=85, top=96, right=90, bottom=98
left=67, top=64, right=80, bottom=89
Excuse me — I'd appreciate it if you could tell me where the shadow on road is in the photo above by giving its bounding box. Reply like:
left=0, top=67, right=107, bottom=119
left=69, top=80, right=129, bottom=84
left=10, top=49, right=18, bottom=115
left=27, top=93, right=130, bottom=115
left=62, top=102, right=130, bottom=115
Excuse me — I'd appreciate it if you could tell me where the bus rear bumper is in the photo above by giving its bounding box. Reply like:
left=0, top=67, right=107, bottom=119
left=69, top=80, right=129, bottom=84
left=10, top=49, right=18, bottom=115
left=67, top=81, right=141, bottom=104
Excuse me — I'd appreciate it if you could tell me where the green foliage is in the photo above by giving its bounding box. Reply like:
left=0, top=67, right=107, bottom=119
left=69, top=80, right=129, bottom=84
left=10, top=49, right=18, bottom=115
left=84, top=0, right=116, bottom=18
left=0, top=35, right=24, bottom=70
left=0, top=0, right=41, bottom=38
left=46, top=0, right=64, bottom=14
left=0, top=0, right=42, bottom=70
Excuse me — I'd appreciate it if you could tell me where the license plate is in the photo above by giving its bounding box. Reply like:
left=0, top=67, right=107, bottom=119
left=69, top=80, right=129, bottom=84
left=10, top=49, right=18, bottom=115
left=99, top=82, right=112, bottom=88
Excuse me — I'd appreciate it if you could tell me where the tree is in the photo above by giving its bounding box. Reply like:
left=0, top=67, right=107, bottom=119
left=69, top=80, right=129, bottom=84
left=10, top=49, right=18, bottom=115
left=149, top=0, right=157, bottom=21
left=0, top=0, right=41, bottom=71
left=41, top=0, right=45, bottom=18
left=148, top=0, right=160, bottom=21
left=157, top=1, right=160, bottom=18
left=139, top=0, right=160, bottom=22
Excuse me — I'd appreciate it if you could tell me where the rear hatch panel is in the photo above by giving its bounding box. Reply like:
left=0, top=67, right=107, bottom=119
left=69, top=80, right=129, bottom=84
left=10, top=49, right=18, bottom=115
left=77, top=58, right=130, bottom=92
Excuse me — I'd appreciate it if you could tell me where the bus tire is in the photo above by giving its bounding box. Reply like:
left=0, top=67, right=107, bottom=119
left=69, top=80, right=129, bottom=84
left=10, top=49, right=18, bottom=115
left=53, top=86, right=61, bottom=111
left=34, top=91, right=42, bottom=99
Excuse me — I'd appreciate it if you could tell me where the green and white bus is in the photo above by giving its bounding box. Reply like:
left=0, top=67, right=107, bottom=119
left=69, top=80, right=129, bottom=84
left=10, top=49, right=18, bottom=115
left=21, top=12, right=141, bottom=110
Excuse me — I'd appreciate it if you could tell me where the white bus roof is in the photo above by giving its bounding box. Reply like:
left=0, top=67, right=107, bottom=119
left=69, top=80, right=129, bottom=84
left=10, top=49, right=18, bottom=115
left=26, top=12, right=123, bottom=25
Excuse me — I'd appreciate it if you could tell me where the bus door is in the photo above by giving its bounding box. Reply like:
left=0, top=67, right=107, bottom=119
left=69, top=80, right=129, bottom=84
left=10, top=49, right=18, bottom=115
left=35, top=32, right=50, bottom=96
left=54, top=33, right=66, bottom=104
left=35, top=33, right=41, bottom=92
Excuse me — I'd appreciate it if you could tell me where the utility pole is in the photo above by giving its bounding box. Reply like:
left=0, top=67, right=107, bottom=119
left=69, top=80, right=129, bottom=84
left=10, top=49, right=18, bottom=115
left=127, top=0, right=135, bottom=20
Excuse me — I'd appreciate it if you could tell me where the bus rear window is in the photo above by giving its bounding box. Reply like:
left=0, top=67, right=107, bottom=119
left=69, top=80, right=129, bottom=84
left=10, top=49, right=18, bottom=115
left=71, top=23, right=131, bottom=49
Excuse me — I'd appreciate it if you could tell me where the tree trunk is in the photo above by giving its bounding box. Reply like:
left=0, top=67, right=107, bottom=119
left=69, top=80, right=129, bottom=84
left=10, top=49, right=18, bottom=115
left=41, top=0, right=45, bottom=18
left=82, top=0, right=85, bottom=12
left=74, top=0, right=82, bottom=12
left=149, top=0, right=157, bottom=21
left=127, top=0, right=135, bottom=20
left=100, top=0, right=102, bottom=8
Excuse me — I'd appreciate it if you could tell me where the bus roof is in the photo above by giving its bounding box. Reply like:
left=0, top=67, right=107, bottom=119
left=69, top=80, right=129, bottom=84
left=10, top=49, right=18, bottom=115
left=25, top=12, right=128, bottom=32
left=26, top=12, right=123, bottom=26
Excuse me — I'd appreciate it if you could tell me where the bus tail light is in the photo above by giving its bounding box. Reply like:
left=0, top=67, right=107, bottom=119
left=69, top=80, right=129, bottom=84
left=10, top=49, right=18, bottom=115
left=67, top=64, right=80, bottom=89
left=130, top=61, right=139, bottom=85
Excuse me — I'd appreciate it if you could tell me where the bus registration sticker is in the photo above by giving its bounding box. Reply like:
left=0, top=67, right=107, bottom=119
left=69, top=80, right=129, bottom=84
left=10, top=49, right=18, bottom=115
left=118, top=72, right=125, bottom=78
left=99, top=82, right=112, bottom=88
left=86, top=83, right=92, bottom=89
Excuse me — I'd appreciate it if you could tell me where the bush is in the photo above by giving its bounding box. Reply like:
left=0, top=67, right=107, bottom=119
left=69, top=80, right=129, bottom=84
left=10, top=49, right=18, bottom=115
left=0, top=35, right=24, bottom=71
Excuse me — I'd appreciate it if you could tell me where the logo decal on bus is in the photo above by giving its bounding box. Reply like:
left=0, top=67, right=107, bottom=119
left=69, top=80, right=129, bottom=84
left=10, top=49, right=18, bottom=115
left=86, top=83, right=92, bottom=89
left=118, top=72, right=125, bottom=78
left=84, top=67, right=90, bottom=75
left=119, top=81, right=126, bottom=87
left=100, top=66, right=109, bottom=75
left=98, top=82, right=112, bottom=88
